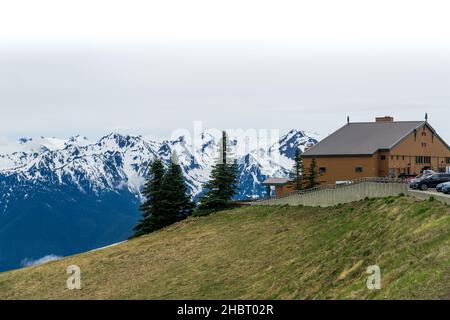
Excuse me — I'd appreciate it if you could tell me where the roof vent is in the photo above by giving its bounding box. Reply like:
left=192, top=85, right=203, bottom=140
left=376, top=116, right=394, bottom=123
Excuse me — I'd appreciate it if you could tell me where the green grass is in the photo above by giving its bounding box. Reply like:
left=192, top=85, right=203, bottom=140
left=0, top=196, right=449, bottom=299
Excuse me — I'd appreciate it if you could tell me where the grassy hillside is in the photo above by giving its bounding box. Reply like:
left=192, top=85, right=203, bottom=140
left=0, top=195, right=449, bottom=299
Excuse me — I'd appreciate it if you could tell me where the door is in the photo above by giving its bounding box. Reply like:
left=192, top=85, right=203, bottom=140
left=428, top=175, right=441, bottom=188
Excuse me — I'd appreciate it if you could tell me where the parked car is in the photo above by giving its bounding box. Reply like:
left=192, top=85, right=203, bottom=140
left=336, top=180, right=353, bottom=186
left=399, top=173, right=417, bottom=182
left=408, top=171, right=435, bottom=186
left=443, top=184, right=450, bottom=194
left=410, top=173, right=450, bottom=191
left=436, top=182, right=450, bottom=192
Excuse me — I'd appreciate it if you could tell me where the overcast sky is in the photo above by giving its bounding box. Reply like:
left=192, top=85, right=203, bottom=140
left=1, top=0, right=449, bottom=142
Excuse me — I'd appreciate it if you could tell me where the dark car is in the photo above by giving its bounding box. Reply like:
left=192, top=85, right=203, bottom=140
left=443, top=184, right=450, bottom=194
left=407, top=171, right=435, bottom=186
left=410, top=173, right=450, bottom=191
left=436, top=182, right=450, bottom=192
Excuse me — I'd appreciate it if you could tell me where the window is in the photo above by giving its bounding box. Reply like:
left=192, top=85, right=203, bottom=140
left=396, top=155, right=400, bottom=160
left=416, top=156, right=431, bottom=164
left=421, top=142, right=427, bottom=148
left=380, top=155, right=386, bottom=160
left=446, top=157, right=450, bottom=164
left=319, top=167, right=327, bottom=174
left=422, top=132, right=427, bottom=137
left=391, top=155, right=394, bottom=160
left=355, top=166, right=363, bottom=173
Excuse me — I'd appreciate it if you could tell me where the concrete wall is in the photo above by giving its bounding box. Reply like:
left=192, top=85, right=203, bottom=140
left=253, top=182, right=408, bottom=207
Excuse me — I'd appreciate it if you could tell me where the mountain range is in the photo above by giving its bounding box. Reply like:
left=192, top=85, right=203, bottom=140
left=0, top=130, right=318, bottom=271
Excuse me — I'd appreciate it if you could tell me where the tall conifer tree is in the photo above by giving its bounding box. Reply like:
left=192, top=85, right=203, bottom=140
left=304, top=157, right=320, bottom=189
left=133, top=158, right=165, bottom=237
left=133, top=153, right=194, bottom=237
left=159, top=152, right=195, bottom=223
left=290, top=147, right=303, bottom=191
left=197, top=131, right=238, bottom=214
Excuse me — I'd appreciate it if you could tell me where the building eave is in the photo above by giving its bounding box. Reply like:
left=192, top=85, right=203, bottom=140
left=302, top=153, right=375, bottom=158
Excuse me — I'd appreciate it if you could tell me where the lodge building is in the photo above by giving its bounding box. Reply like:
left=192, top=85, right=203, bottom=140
left=263, top=116, right=450, bottom=194
left=303, top=116, right=450, bottom=185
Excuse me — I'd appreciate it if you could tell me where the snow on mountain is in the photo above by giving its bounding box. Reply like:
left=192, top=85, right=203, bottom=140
left=0, top=135, right=93, bottom=171
left=0, top=129, right=317, bottom=271
left=0, top=130, right=318, bottom=200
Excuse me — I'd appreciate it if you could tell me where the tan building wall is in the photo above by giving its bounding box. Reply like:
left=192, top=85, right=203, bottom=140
left=388, top=124, right=450, bottom=176
left=275, top=184, right=296, bottom=196
left=303, top=124, right=450, bottom=185
left=303, top=155, right=379, bottom=185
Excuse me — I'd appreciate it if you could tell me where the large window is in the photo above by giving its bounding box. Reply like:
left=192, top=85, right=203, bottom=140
left=416, top=156, right=431, bottom=164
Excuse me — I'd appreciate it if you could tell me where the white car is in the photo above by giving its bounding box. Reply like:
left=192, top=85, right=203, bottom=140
left=336, top=180, right=353, bottom=186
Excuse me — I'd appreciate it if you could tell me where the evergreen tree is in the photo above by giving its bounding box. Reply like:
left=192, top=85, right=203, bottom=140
left=132, top=158, right=166, bottom=237
left=132, top=153, right=194, bottom=237
left=159, top=152, right=195, bottom=223
left=290, top=147, right=303, bottom=190
left=196, top=131, right=238, bottom=215
left=304, top=157, right=320, bottom=189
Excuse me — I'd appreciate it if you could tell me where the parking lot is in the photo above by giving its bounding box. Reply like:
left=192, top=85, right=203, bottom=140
left=418, top=188, right=449, bottom=196
left=408, top=188, right=450, bottom=205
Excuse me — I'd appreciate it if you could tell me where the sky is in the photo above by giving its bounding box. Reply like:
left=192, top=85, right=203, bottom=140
left=1, top=0, right=449, bottom=142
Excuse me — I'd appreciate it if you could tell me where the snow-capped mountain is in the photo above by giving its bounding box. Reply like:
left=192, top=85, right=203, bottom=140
left=0, top=129, right=317, bottom=271
left=0, top=129, right=317, bottom=200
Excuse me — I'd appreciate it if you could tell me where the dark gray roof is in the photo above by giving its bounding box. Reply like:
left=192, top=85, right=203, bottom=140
left=262, top=178, right=291, bottom=185
left=303, top=121, right=426, bottom=156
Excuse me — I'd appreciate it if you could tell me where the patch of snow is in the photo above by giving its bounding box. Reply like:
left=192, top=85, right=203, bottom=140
left=21, top=254, right=62, bottom=267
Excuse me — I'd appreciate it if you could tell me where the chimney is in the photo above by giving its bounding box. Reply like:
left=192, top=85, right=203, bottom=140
left=376, top=116, right=394, bottom=123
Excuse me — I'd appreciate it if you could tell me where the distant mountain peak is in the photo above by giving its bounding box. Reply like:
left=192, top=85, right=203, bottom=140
left=1, top=129, right=318, bottom=199
left=18, top=137, right=32, bottom=144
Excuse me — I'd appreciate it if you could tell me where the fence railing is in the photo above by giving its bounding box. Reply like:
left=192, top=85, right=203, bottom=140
left=255, top=177, right=407, bottom=202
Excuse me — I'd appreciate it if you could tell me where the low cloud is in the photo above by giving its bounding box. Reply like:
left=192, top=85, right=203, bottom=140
left=21, top=254, right=62, bottom=267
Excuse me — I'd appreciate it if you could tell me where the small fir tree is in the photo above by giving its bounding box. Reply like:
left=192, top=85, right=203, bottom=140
left=290, top=147, right=303, bottom=190
left=304, top=157, right=320, bottom=189
left=132, top=158, right=166, bottom=237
